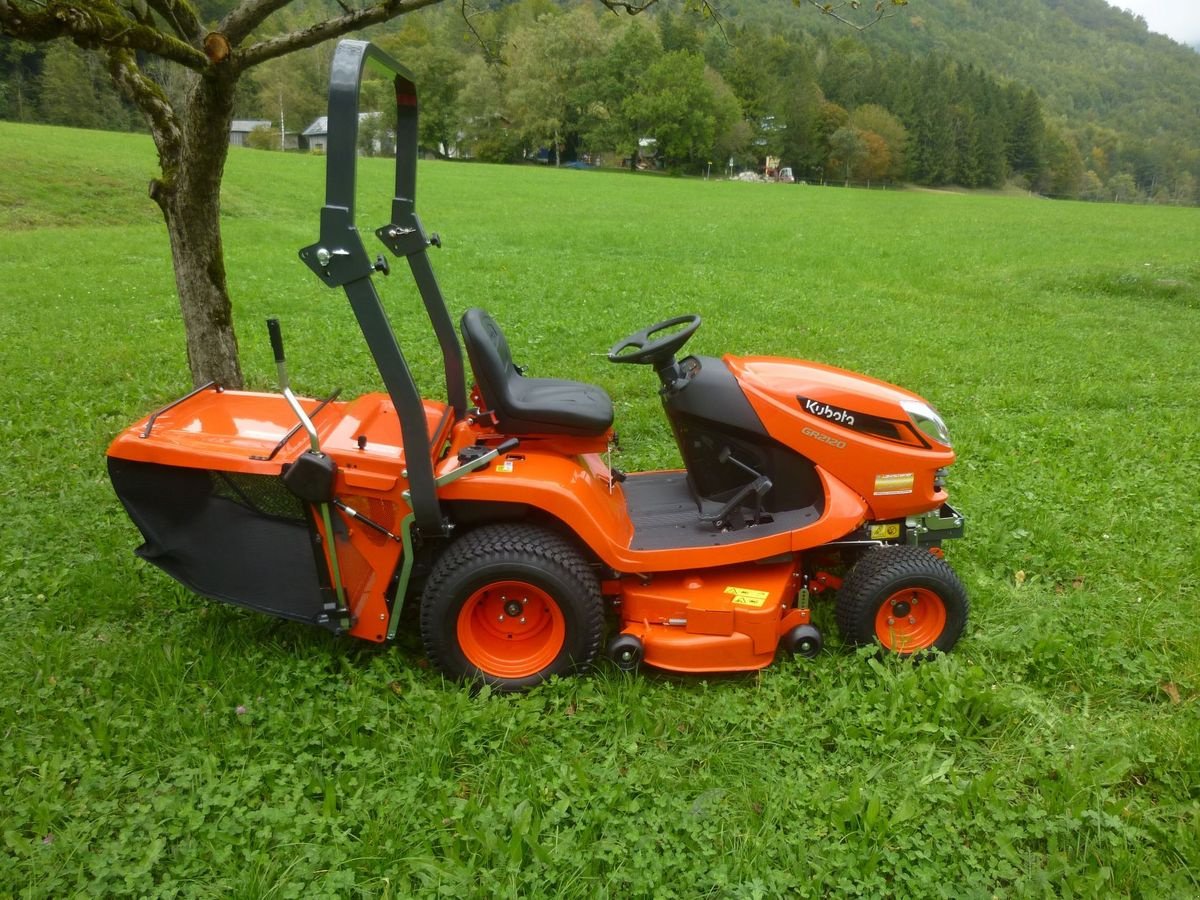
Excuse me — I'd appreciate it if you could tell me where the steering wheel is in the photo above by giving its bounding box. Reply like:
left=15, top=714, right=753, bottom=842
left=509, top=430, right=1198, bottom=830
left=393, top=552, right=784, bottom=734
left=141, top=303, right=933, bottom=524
left=607, top=314, right=702, bottom=366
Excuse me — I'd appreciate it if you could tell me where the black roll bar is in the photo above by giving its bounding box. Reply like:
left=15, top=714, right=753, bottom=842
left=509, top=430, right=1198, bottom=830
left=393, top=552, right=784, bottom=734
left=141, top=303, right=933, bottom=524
left=299, top=40, right=468, bottom=535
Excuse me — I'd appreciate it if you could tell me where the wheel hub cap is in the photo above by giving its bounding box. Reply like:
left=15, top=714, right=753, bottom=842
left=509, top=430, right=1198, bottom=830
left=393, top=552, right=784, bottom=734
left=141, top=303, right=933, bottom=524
left=875, top=587, right=947, bottom=652
left=457, top=581, right=565, bottom=678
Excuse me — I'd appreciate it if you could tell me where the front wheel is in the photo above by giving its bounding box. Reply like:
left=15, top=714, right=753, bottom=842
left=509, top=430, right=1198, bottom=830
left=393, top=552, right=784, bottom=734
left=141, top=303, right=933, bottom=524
left=835, top=546, right=968, bottom=654
left=419, top=524, right=604, bottom=691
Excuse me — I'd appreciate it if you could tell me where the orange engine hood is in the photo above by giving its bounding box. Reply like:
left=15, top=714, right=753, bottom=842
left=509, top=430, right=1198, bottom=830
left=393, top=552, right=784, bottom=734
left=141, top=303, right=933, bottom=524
left=724, top=355, right=955, bottom=519
left=727, top=355, right=932, bottom=422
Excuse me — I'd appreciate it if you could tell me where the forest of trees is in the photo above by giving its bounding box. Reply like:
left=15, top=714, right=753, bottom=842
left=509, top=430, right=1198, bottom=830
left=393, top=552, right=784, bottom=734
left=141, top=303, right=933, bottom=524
left=2, top=0, right=1197, bottom=205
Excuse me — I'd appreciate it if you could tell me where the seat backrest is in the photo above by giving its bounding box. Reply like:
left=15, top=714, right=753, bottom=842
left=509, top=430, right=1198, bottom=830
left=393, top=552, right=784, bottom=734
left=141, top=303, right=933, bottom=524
left=460, top=307, right=514, bottom=414
left=460, top=307, right=615, bottom=438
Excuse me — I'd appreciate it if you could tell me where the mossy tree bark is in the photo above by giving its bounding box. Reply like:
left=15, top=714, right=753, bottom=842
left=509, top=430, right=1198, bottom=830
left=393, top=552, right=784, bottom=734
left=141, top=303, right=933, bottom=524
left=148, top=72, right=242, bottom=388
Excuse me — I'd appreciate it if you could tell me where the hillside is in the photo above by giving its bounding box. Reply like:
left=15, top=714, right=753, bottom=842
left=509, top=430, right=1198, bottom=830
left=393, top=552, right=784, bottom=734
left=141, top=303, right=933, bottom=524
left=724, top=0, right=1200, bottom=155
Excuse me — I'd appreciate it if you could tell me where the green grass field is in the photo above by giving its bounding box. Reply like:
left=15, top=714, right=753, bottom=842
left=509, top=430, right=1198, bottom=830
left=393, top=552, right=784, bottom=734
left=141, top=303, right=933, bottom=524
left=1, top=121, right=1198, bottom=897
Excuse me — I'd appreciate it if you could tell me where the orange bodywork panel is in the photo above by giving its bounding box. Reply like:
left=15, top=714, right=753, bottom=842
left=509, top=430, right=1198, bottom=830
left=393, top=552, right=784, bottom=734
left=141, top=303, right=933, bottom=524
left=615, top=561, right=812, bottom=672
left=108, top=388, right=448, bottom=477
left=437, top=416, right=868, bottom=573
left=727, top=355, right=955, bottom=520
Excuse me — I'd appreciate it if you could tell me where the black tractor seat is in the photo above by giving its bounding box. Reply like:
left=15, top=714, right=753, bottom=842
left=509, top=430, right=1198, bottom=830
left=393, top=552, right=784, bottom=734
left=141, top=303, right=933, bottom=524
left=460, top=308, right=614, bottom=437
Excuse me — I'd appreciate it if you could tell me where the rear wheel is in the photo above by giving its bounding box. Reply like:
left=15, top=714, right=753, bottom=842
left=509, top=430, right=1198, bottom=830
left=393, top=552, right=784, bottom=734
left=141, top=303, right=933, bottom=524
left=835, top=546, right=968, bottom=654
left=420, top=523, right=604, bottom=690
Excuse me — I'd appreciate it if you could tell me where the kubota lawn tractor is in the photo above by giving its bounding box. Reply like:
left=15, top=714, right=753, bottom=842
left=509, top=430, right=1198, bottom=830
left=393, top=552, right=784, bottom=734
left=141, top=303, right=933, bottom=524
left=108, top=41, right=968, bottom=691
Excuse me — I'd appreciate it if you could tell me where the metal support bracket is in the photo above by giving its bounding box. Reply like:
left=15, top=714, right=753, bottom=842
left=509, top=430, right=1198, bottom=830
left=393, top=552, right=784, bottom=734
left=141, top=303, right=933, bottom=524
left=905, top=503, right=966, bottom=546
left=299, top=205, right=374, bottom=288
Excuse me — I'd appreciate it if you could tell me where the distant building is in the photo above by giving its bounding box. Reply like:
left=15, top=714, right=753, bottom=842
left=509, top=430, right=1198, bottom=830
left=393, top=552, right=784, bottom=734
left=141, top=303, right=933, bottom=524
left=229, top=119, right=272, bottom=147
left=301, top=117, right=330, bottom=153
left=230, top=119, right=299, bottom=150
left=301, top=112, right=391, bottom=154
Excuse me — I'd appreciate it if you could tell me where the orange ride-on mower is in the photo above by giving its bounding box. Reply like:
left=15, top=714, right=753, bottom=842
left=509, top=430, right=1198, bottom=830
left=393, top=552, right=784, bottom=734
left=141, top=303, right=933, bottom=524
left=107, top=41, right=968, bottom=691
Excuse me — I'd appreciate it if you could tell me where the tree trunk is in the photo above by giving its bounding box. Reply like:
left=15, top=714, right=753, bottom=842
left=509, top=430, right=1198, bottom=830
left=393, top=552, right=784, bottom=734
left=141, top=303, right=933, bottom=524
left=151, top=74, right=244, bottom=389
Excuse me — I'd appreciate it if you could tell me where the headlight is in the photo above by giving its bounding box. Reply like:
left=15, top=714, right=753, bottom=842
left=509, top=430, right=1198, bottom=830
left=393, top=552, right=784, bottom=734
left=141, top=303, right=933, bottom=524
left=901, top=399, right=952, bottom=447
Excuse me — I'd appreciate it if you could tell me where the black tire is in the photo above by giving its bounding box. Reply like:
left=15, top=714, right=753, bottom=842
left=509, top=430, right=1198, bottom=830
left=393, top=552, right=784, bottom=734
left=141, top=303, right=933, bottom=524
left=606, top=633, right=644, bottom=672
left=835, top=546, right=968, bottom=655
left=419, top=523, right=604, bottom=691
left=782, top=624, right=823, bottom=659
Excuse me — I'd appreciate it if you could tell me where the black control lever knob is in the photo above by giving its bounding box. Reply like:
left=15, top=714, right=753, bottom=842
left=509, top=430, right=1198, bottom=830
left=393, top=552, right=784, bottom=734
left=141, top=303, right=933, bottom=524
left=266, top=317, right=285, bottom=364
left=429, top=233, right=442, bottom=249
left=372, top=255, right=390, bottom=276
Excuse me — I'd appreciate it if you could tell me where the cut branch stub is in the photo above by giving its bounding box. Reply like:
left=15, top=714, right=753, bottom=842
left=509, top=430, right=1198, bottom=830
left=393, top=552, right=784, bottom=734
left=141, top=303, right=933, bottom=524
left=204, top=32, right=232, bottom=64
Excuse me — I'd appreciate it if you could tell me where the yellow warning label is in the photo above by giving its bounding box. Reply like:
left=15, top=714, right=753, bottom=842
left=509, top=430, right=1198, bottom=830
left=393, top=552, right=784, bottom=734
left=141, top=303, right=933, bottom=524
left=870, top=523, right=902, bottom=540
left=725, top=586, right=769, bottom=607
left=495, top=460, right=514, bottom=473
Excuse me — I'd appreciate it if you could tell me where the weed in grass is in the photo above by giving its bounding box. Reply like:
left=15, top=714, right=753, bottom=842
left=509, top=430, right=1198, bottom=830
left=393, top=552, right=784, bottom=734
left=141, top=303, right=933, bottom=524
left=1, top=123, right=1199, bottom=896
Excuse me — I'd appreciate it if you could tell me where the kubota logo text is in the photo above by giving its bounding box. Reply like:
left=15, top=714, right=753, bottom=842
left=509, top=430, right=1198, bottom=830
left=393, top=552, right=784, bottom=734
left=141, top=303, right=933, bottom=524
left=800, top=397, right=856, bottom=426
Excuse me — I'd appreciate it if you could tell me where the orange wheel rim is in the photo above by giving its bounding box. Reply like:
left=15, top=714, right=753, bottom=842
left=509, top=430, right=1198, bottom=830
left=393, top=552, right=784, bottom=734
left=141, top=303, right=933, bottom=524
left=875, top=587, right=946, bottom=652
left=456, top=581, right=565, bottom=678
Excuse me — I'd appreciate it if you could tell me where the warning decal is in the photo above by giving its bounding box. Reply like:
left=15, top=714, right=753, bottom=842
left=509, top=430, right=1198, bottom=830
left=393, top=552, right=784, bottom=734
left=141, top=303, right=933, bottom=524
left=725, top=586, right=770, bottom=608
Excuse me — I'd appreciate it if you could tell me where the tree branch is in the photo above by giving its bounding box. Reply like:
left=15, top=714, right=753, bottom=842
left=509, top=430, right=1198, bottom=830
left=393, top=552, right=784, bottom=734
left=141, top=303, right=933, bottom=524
left=0, top=0, right=208, bottom=69
left=800, top=0, right=908, bottom=31
left=124, top=0, right=157, bottom=31
left=235, top=0, right=445, bottom=70
left=219, top=0, right=293, bottom=46
left=103, top=45, right=183, bottom=195
left=459, top=0, right=503, bottom=65
left=142, top=0, right=203, bottom=44
left=597, top=0, right=660, bottom=15
left=696, top=0, right=727, bottom=42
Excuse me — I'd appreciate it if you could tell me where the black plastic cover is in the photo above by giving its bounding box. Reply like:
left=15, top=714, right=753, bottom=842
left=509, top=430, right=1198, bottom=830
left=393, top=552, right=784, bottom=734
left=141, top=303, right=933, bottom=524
left=282, top=452, right=337, bottom=504
left=663, top=356, right=822, bottom=512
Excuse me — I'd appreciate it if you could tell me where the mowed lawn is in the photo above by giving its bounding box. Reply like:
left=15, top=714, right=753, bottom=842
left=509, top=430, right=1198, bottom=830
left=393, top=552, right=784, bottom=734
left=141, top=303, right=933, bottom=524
left=1, top=122, right=1198, bottom=896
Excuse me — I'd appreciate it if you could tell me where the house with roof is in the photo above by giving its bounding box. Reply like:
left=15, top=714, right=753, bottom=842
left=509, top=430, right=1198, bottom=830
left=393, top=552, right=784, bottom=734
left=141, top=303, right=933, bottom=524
left=229, top=119, right=299, bottom=150
left=301, top=112, right=392, bottom=154
left=229, top=119, right=272, bottom=147
left=301, top=117, right=330, bottom=153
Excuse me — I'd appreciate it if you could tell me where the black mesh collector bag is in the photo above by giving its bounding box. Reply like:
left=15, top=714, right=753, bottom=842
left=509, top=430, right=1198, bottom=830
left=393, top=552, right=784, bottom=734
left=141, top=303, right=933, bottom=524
left=108, top=457, right=337, bottom=628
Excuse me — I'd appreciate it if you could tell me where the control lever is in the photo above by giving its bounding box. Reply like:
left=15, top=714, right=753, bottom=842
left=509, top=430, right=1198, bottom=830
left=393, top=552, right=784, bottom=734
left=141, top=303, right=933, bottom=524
left=699, top=447, right=773, bottom=529
left=700, top=475, right=773, bottom=529
left=267, top=318, right=349, bottom=623
left=268, top=318, right=323, bottom=457
left=436, top=437, right=520, bottom=488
